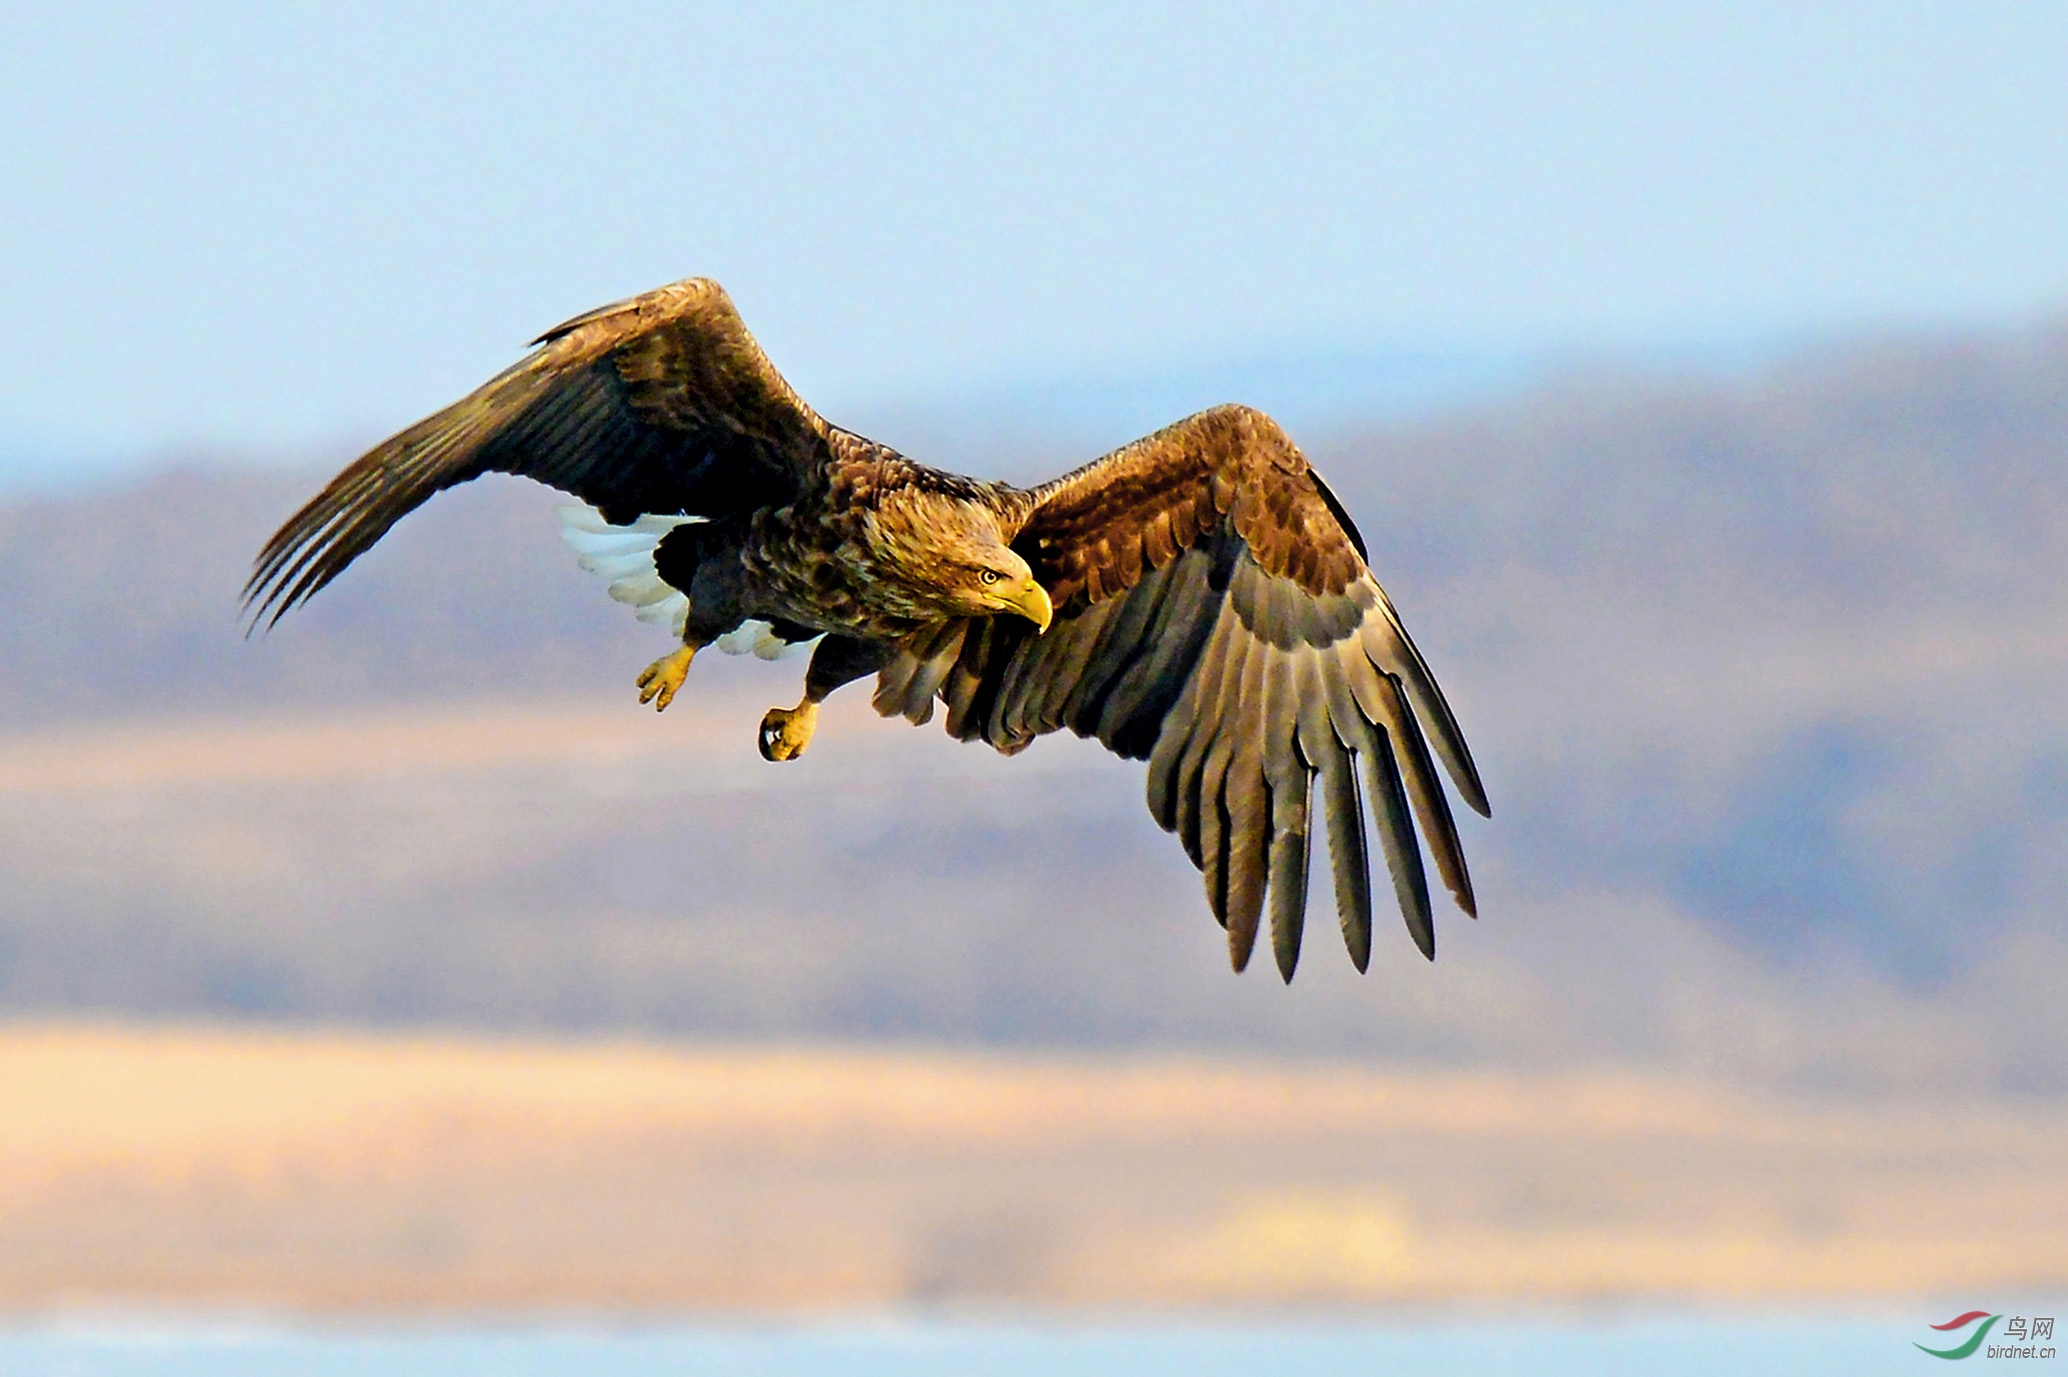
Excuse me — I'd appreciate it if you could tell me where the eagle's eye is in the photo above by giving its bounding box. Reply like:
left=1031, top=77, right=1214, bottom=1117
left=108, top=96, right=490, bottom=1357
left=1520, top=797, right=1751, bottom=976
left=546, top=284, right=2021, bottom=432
left=979, top=569, right=1001, bottom=586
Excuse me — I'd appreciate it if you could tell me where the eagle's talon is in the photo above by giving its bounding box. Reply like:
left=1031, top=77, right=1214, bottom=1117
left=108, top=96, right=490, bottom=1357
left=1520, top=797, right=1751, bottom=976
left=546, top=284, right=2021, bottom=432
left=758, top=701, right=818, bottom=762
left=637, top=646, right=696, bottom=712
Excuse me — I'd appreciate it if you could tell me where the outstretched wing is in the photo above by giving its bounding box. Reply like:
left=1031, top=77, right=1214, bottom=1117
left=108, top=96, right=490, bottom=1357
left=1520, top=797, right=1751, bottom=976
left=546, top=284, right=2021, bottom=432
left=246, top=277, right=833, bottom=625
left=872, top=405, right=1490, bottom=980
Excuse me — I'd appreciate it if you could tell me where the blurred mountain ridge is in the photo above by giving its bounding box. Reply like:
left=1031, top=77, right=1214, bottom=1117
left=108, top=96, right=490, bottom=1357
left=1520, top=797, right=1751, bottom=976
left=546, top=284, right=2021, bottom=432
left=0, top=320, right=2062, bottom=1090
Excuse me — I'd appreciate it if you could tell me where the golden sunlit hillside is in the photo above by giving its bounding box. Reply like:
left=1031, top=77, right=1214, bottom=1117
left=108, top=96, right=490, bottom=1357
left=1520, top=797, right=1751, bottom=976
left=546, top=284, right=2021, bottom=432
left=3, top=1024, right=2062, bottom=1313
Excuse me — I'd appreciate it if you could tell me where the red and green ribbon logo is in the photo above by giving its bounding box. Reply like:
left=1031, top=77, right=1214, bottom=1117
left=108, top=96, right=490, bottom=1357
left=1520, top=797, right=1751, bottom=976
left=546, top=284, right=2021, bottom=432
left=1917, top=1311, right=1999, bottom=1360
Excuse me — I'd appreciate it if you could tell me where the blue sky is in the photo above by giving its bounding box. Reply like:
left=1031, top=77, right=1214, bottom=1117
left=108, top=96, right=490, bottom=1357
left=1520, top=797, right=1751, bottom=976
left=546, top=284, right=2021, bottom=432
left=4, top=2, right=2067, bottom=481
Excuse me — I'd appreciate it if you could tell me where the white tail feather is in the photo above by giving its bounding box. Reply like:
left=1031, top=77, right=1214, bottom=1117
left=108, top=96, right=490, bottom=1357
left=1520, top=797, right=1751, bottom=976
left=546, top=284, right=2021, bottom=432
left=756, top=623, right=810, bottom=659
left=712, top=623, right=762, bottom=655
left=565, top=532, right=670, bottom=560
left=559, top=507, right=699, bottom=537
left=557, top=503, right=815, bottom=656
left=559, top=504, right=698, bottom=637
left=574, top=552, right=652, bottom=580
left=636, top=593, right=690, bottom=632
left=712, top=619, right=817, bottom=660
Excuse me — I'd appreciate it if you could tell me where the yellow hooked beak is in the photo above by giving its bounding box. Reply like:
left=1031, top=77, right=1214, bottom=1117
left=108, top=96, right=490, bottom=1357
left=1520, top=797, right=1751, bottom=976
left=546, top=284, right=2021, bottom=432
left=1002, top=576, right=1054, bottom=633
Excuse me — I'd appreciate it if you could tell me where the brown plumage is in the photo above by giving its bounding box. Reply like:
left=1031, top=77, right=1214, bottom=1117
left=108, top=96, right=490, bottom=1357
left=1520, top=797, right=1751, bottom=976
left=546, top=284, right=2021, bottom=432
left=248, top=277, right=1490, bottom=980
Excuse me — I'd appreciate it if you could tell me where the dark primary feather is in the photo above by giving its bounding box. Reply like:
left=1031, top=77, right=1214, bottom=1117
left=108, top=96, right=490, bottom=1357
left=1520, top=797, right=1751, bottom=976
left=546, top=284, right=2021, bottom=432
left=244, top=278, right=831, bottom=625
left=921, top=405, right=1490, bottom=979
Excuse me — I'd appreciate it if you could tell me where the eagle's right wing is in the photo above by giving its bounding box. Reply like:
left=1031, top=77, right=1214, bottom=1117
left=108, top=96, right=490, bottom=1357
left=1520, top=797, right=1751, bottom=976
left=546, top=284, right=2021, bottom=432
left=247, top=278, right=834, bottom=626
left=875, top=405, right=1488, bottom=980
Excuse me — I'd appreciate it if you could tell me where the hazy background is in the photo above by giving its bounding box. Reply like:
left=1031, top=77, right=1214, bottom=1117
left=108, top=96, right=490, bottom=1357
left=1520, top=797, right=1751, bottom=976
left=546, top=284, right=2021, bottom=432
left=4, top=327, right=2064, bottom=1097
left=7, top=2, right=2068, bottom=475
left=1, top=0, right=2065, bottom=1319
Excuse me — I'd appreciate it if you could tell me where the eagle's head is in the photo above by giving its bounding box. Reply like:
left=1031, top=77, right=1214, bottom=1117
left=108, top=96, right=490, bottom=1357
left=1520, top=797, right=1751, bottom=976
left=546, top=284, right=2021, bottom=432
left=874, top=488, right=1054, bottom=632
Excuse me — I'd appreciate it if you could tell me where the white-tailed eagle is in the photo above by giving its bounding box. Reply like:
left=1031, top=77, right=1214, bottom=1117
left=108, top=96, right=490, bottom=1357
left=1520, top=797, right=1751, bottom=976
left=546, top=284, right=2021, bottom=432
left=248, top=278, right=1490, bottom=980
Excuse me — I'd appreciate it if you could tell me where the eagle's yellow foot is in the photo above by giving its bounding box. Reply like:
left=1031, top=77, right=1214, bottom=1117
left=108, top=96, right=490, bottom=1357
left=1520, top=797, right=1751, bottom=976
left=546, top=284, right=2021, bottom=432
left=758, top=700, right=819, bottom=762
left=636, top=645, right=696, bottom=711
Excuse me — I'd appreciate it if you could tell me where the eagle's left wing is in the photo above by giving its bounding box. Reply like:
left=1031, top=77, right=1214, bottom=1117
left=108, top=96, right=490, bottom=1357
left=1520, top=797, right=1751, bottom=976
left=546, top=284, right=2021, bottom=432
left=246, top=278, right=833, bottom=627
left=871, top=405, right=1489, bottom=979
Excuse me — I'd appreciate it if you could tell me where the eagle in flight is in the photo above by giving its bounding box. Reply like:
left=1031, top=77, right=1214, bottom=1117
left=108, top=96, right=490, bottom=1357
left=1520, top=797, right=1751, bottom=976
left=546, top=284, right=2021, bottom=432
left=248, top=278, right=1489, bottom=981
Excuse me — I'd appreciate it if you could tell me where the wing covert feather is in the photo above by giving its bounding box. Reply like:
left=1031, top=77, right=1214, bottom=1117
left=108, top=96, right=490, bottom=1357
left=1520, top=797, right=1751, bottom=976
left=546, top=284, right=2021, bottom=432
left=247, top=278, right=834, bottom=625
left=904, top=406, right=1489, bottom=977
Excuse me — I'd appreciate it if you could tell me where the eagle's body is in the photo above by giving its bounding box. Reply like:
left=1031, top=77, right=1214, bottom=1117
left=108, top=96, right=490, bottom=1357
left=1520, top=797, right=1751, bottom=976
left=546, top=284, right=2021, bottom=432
left=250, top=278, right=1490, bottom=980
left=730, top=452, right=1037, bottom=643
